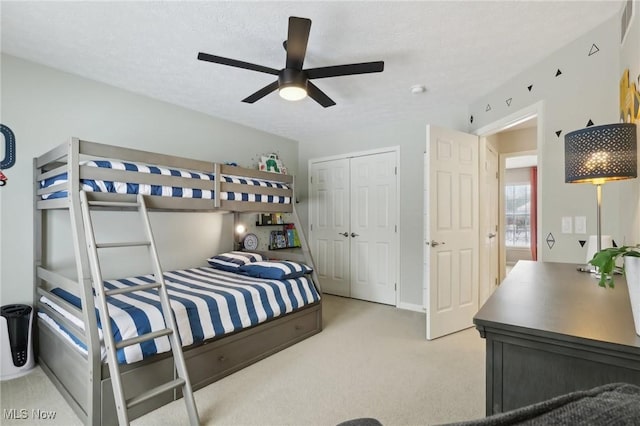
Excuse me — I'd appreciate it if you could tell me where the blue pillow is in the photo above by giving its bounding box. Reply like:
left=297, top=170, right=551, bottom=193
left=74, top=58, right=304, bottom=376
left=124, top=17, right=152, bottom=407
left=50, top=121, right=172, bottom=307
left=239, top=261, right=313, bottom=279
left=207, top=251, right=263, bottom=272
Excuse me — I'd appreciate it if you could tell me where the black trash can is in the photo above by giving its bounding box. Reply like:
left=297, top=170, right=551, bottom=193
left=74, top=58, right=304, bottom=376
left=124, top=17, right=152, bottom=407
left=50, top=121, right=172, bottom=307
left=1, top=304, right=35, bottom=380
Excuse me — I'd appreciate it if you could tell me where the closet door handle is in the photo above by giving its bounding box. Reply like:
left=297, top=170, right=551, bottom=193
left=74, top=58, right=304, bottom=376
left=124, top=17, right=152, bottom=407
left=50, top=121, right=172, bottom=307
left=351, top=233, right=359, bottom=238
left=338, top=232, right=349, bottom=237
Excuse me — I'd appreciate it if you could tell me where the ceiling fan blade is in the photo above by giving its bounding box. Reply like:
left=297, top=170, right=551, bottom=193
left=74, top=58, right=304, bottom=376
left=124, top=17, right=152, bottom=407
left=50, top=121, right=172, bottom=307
left=307, top=82, right=336, bottom=108
left=306, top=61, right=384, bottom=79
left=198, top=52, right=280, bottom=75
left=285, top=17, right=312, bottom=70
left=242, top=80, right=280, bottom=103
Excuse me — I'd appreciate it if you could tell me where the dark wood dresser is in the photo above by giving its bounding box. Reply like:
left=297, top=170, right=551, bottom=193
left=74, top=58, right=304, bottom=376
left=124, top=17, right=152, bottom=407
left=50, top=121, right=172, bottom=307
left=474, top=261, right=640, bottom=415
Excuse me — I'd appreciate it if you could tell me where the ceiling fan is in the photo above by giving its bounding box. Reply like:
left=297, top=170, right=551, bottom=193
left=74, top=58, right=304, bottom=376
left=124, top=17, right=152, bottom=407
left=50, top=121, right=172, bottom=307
left=197, top=16, right=384, bottom=108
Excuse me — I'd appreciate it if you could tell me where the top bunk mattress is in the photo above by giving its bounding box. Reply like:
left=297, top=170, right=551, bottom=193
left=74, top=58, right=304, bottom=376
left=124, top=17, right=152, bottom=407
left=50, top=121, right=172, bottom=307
left=39, top=266, right=320, bottom=365
left=39, top=159, right=292, bottom=204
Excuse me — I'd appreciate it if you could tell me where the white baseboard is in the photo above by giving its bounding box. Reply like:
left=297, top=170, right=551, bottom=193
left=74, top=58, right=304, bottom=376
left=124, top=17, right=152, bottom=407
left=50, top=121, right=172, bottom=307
left=397, top=302, right=425, bottom=313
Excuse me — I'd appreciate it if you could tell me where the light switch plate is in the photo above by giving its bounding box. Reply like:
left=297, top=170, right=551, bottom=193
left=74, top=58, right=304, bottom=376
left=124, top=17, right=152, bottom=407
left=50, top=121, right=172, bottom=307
left=574, top=216, right=587, bottom=234
left=561, top=216, right=572, bottom=233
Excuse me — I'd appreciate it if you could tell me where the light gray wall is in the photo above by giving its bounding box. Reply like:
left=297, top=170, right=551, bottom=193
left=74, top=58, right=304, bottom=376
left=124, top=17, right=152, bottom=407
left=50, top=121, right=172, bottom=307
left=0, top=54, right=298, bottom=305
left=297, top=110, right=467, bottom=308
left=468, top=15, right=639, bottom=264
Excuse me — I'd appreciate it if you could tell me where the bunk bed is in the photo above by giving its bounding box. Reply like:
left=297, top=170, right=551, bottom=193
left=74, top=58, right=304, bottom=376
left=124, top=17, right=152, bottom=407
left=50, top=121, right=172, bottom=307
left=34, top=138, right=322, bottom=425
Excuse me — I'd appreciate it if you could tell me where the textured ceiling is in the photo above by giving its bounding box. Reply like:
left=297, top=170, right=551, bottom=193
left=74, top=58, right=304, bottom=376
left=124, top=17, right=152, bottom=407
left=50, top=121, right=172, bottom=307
left=1, top=1, right=622, bottom=142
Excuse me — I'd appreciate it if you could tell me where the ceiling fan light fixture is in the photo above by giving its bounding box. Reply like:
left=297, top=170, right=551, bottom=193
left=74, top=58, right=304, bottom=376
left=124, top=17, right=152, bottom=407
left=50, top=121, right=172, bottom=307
left=278, top=68, right=308, bottom=101
left=279, top=85, right=307, bottom=101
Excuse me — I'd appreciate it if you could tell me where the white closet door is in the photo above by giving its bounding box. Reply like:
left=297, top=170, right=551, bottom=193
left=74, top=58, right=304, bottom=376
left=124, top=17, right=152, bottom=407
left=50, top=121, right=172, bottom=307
left=349, top=152, right=397, bottom=305
left=309, top=159, right=351, bottom=297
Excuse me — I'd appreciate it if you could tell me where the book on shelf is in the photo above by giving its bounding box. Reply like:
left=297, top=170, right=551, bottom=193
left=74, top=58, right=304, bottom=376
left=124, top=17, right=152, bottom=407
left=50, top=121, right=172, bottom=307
left=257, top=213, right=285, bottom=225
left=284, top=223, right=301, bottom=247
left=269, top=226, right=301, bottom=249
left=269, top=230, right=287, bottom=249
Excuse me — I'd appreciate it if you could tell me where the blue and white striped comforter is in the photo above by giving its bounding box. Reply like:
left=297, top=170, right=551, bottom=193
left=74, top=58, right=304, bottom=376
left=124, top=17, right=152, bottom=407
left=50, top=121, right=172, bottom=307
left=42, top=267, right=320, bottom=365
left=40, top=160, right=291, bottom=204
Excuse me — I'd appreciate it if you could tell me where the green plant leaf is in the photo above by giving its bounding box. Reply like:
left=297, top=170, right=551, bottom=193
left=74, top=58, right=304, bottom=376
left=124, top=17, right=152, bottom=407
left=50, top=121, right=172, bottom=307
left=588, top=245, right=640, bottom=288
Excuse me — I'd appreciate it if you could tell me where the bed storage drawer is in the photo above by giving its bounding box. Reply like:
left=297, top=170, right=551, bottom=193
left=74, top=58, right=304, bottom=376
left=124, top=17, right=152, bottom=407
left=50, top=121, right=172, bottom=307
left=184, top=303, right=321, bottom=392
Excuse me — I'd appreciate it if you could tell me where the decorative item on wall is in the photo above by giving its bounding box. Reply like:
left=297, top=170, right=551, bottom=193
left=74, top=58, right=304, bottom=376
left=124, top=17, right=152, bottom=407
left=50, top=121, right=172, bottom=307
left=586, top=119, right=594, bottom=126
left=546, top=233, right=555, bottom=249
left=620, top=68, right=640, bottom=124
left=556, top=130, right=562, bottom=138
left=470, top=38, right=604, bottom=125
left=579, top=240, right=587, bottom=247
left=0, top=124, right=16, bottom=187
left=470, top=115, right=474, bottom=124
left=258, top=153, right=287, bottom=174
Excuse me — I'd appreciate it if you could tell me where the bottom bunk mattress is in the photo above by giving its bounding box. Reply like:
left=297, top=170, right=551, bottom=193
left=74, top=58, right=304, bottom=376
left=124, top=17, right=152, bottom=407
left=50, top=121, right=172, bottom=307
left=39, top=266, right=320, bottom=365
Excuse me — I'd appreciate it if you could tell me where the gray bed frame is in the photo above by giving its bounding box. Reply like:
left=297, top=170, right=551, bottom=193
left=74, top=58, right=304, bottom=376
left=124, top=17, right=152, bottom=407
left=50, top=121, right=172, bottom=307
left=34, top=138, right=322, bottom=425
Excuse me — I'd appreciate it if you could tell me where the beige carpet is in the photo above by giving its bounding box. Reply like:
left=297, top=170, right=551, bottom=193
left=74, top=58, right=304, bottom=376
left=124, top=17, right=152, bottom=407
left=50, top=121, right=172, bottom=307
left=0, top=295, right=485, bottom=425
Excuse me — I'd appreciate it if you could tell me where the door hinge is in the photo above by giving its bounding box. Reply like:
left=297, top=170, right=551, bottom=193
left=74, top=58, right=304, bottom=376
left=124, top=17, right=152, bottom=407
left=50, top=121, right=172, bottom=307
left=495, top=225, right=498, bottom=232
left=395, top=225, right=397, bottom=233
left=394, top=166, right=397, bottom=175
left=310, top=176, right=313, bottom=184
left=495, top=277, right=498, bottom=285
left=495, top=171, right=499, bottom=179
left=395, top=283, right=397, bottom=291
left=310, top=224, right=313, bottom=231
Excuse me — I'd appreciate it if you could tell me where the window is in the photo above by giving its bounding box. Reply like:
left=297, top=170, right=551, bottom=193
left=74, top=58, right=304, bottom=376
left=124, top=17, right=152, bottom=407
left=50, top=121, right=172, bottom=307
left=505, top=184, right=531, bottom=247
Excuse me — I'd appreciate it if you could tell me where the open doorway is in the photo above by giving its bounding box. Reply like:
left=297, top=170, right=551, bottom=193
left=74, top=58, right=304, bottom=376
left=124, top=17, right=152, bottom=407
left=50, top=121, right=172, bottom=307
left=504, top=152, right=538, bottom=277
left=475, top=103, right=542, bottom=305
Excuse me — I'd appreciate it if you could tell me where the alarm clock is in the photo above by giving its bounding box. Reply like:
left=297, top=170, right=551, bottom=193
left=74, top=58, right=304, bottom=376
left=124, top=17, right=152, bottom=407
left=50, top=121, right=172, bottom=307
left=243, top=233, right=259, bottom=251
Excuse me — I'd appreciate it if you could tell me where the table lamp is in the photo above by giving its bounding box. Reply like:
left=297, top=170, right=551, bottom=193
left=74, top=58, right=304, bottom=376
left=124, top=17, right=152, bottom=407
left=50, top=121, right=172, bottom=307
left=565, top=123, right=637, bottom=254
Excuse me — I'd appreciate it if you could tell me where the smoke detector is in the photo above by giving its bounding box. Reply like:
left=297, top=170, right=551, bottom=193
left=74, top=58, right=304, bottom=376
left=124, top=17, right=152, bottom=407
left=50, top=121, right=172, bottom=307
left=411, top=85, right=427, bottom=94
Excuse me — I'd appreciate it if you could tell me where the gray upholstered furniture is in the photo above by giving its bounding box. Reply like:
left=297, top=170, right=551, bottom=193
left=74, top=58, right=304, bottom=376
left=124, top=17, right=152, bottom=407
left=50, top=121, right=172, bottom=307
left=443, top=383, right=640, bottom=425
left=342, top=383, right=640, bottom=425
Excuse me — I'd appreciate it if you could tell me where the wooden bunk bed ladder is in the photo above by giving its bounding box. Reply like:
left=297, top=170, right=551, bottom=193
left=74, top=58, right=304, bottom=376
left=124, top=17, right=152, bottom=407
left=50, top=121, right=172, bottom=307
left=78, top=191, right=200, bottom=426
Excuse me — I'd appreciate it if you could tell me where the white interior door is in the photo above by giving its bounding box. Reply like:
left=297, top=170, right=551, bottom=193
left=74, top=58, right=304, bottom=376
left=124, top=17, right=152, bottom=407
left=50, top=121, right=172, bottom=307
left=309, top=159, right=351, bottom=297
left=479, top=144, right=499, bottom=307
left=425, top=125, right=479, bottom=340
left=349, top=152, right=397, bottom=305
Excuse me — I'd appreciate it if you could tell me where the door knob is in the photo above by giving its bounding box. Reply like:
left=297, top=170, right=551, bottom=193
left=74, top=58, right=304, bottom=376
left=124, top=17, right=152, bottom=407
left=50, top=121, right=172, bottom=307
left=338, top=232, right=349, bottom=237
left=351, top=232, right=360, bottom=238
left=488, top=233, right=497, bottom=238
left=426, top=240, right=445, bottom=247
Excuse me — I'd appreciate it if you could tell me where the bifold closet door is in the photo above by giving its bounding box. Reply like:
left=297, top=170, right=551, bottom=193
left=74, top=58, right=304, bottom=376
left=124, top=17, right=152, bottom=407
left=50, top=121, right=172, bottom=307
left=310, top=151, right=398, bottom=305
left=349, top=152, right=397, bottom=305
left=309, top=158, right=351, bottom=297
